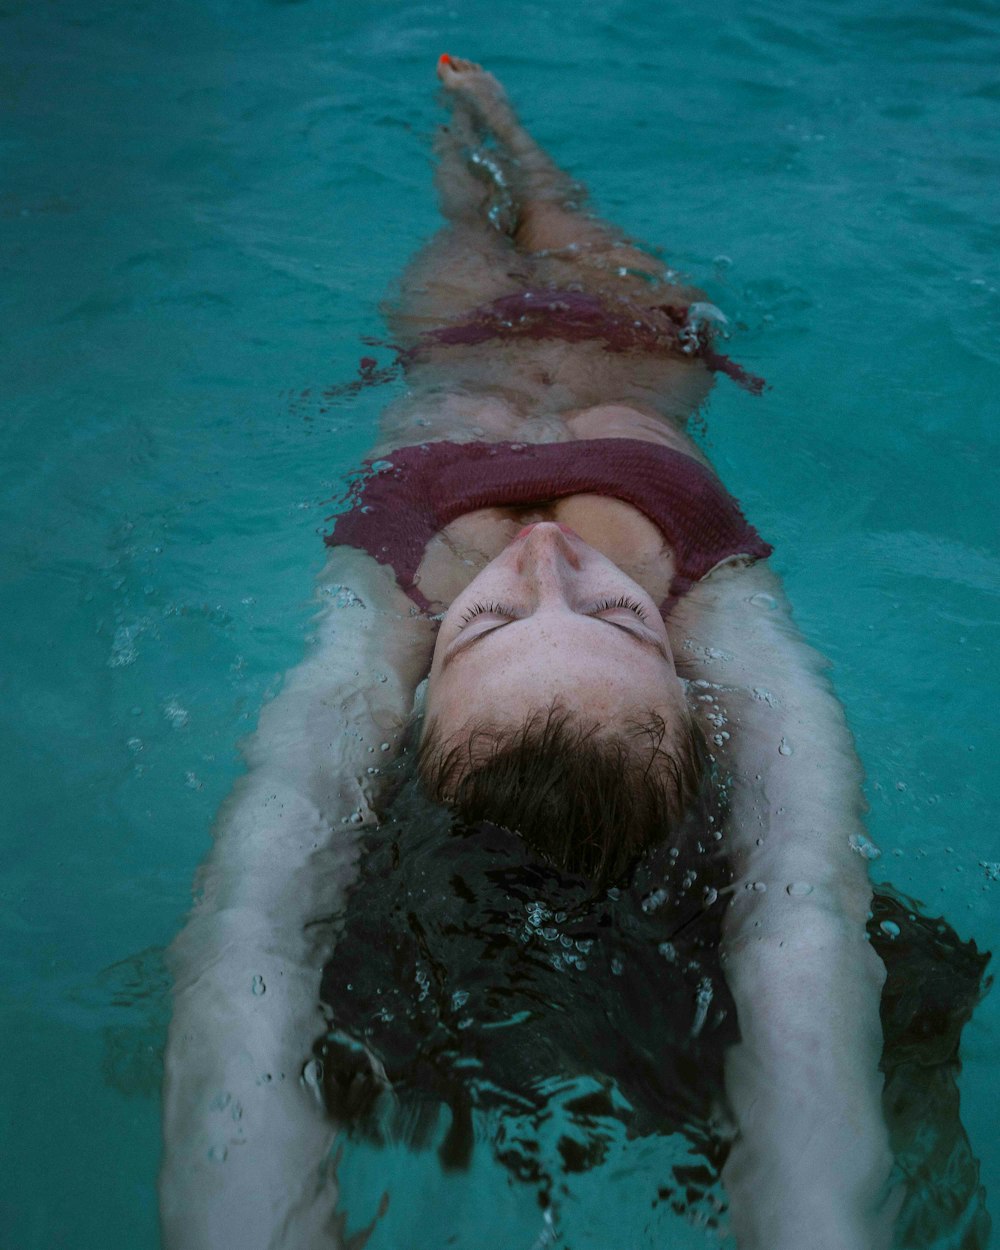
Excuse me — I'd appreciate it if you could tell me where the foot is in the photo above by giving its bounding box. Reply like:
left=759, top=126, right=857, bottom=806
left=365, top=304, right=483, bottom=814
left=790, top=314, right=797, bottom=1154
left=436, top=54, right=517, bottom=140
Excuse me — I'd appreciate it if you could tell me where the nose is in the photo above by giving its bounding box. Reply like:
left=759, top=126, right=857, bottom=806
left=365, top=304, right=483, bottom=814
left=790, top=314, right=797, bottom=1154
left=513, top=521, right=582, bottom=581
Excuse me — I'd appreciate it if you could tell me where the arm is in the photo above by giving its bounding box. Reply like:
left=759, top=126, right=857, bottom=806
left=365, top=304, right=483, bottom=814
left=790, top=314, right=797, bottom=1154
left=160, top=548, right=434, bottom=1250
left=668, top=561, right=898, bottom=1250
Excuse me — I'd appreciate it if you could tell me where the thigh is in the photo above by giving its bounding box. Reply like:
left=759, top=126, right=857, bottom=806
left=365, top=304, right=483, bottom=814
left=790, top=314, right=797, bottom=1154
left=385, top=223, right=526, bottom=345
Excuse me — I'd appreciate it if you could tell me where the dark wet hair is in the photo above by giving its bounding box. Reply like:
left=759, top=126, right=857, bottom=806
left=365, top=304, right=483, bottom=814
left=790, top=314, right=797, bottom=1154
left=317, top=720, right=992, bottom=1236
left=418, top=705, right=708, bottom=890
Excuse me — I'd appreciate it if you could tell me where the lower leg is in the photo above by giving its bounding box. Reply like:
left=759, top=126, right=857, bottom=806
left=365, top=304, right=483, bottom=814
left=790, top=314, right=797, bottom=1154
left=437, top=56, right=670, bottom=280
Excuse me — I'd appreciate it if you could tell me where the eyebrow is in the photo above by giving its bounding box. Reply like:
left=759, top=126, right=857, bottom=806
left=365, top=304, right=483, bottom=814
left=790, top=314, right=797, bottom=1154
left=442, top=615, right=669, bottom=669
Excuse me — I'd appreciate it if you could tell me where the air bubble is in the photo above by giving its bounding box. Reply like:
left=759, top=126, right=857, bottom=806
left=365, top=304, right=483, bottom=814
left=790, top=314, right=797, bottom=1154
left=749, top=592, right=778, bottom=610
left=163, top=699, right=189, bottom=729
left=251, top=975, right=266, bottom=997
left=301, top=1058, right=323, bottom=1090
left=324, top=584, right=365, bottom=609
left=642, top=887, right=669, bottom=913
left=786, top=882, right=814, bottom=897
left=778, top=737, right=793, bottom=756
left=849, top=833, right=882, bottom=861
left=688, top=301, right=729, bottom=328
left=691, top=977, right=714, bottom=1038
left=879, top=920, right=900, bottom=939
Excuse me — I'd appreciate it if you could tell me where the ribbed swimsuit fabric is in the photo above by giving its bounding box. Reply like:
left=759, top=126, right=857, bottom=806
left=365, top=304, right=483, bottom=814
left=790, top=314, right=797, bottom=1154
left=326, top=438, right=772, bottom=611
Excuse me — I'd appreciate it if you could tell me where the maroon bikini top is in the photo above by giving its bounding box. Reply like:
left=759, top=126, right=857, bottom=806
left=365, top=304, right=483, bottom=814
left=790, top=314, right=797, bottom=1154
left=326, top=438, right=772, bottom=612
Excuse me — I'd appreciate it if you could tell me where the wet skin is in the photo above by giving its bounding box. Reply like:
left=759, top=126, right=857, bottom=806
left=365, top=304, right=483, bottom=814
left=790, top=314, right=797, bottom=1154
left=425, top=522, right=690, bottom=749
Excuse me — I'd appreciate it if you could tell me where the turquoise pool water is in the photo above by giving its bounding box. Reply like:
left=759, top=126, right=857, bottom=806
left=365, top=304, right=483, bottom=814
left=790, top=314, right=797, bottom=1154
left=2, top=1, right=998, bottom=1246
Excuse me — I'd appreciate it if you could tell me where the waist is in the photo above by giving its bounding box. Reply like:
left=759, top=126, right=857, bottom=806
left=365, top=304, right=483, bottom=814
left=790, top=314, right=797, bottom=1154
left=411, top=289, right=766, bottom=396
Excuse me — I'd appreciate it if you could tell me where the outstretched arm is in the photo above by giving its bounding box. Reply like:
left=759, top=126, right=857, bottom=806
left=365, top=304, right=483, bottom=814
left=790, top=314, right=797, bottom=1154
left=669, top=561, right=898, bottom=1250
left=160, top=549, right=434, bottom=1250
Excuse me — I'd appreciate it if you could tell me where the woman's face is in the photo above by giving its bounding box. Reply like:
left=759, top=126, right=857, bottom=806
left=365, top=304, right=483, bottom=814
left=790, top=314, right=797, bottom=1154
left=425, top=522, right=689, bottom=748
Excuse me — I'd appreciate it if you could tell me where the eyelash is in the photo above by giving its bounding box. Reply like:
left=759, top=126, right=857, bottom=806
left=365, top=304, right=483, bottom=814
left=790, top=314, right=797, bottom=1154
left=459, top=600, right=517, bottom=624
left=459, top=595, right=648, bottom=625
left=592, top=595, right=649, bottom=623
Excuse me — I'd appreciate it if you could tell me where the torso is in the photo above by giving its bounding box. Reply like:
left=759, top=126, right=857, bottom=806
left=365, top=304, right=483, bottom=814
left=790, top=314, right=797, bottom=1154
left=415, top=494, right=676, bottom=609
left=332, top=402, right=769, bottom=614
left=412, top=405, right=697, bottom=609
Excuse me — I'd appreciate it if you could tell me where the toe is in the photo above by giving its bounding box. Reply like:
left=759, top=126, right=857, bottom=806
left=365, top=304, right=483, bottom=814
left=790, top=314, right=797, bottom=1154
left=436, top=53, right=483, bottom=84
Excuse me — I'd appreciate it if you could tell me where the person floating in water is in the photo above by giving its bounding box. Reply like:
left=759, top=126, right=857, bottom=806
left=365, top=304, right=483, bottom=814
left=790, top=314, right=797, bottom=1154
left=161, top=56, right=989, bottom=1250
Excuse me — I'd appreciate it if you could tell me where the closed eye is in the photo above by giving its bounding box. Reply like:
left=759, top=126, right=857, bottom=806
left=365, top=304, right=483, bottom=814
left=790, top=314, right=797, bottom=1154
left=587, top=594, right=650, bottom=623
left=446, top=595, right=667, bottom=665
left=459, top=594, right=649, bottom=629
left=459, top=600, right=519, bottom=626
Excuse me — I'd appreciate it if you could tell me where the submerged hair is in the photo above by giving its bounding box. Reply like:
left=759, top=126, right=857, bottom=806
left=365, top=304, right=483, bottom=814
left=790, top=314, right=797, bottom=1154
left=418, top=705, right=708, bottom=890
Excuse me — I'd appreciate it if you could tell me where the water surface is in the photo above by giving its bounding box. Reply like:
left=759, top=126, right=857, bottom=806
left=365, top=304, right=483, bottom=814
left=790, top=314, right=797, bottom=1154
left=2, top=1, right=998, bottom=1246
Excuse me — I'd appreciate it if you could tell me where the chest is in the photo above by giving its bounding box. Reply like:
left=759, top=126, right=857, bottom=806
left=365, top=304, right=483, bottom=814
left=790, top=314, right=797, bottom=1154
left=413, top=494, right=677, bottom=610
